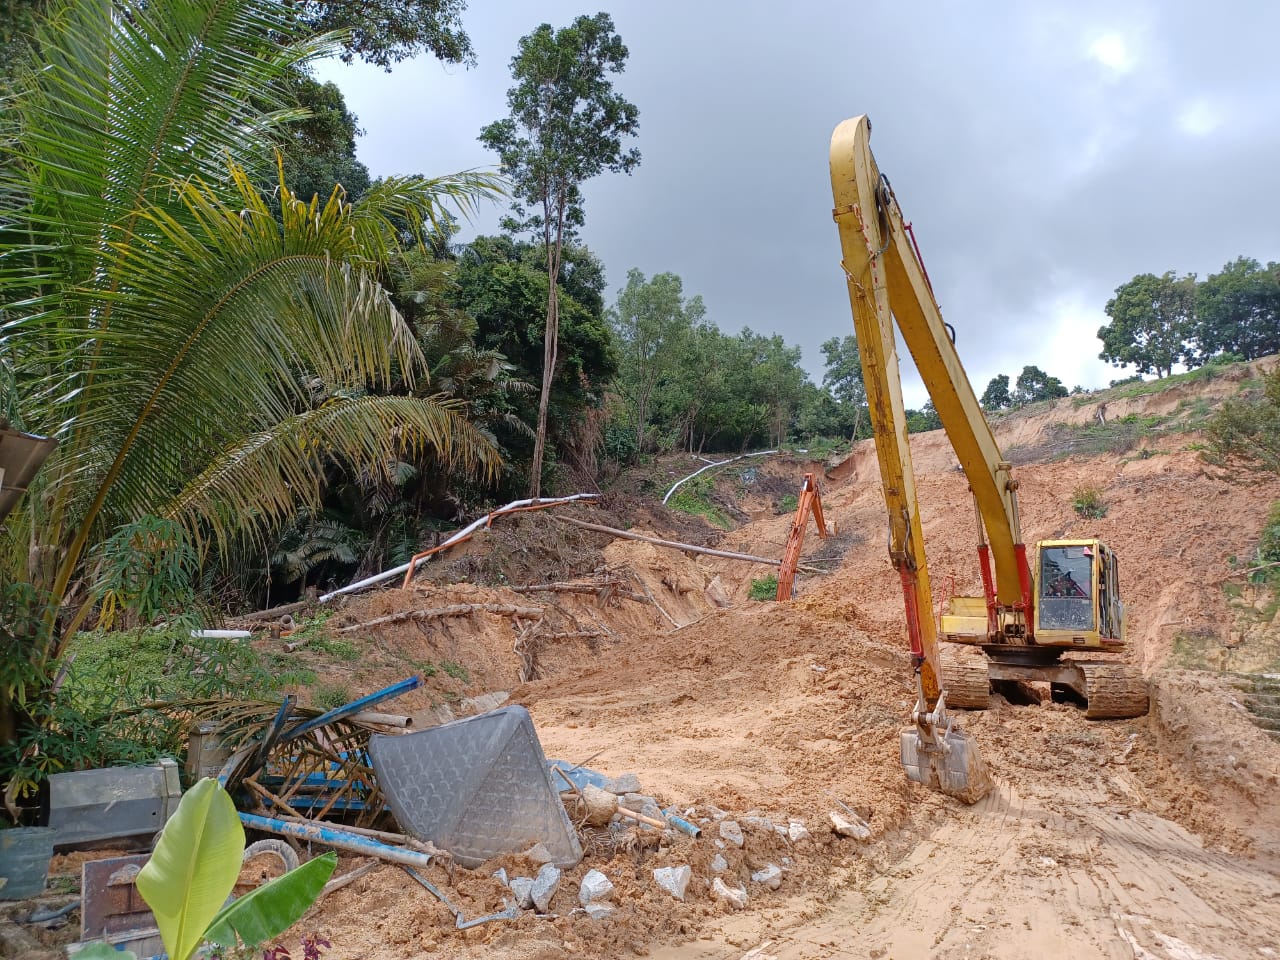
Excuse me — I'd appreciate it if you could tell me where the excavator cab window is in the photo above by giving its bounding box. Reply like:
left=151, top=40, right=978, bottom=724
left=1039, top=546, right=1095, bottom=631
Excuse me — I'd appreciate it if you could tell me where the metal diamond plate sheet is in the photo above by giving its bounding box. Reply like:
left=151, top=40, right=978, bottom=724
left=369, top=706, right=582, bottom=868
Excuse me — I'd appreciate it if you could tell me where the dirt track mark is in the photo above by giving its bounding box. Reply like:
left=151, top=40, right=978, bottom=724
left=655, top=775, right=1280, bottom=960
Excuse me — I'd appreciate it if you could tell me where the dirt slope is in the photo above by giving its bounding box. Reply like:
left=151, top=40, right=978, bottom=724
left=301, top=365, right=1280, bottom=960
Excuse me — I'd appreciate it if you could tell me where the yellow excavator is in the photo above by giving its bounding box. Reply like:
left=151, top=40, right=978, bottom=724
left=828, top=115, right=1148, bottom=804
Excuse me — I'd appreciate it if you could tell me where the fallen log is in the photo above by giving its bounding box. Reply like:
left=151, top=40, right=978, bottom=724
left=507, top=581, right=649, bottom=603
left=340, top=602, right=544, bottom=634
left=554, top=516, right=827, bottom=573
left=240, top=599, right=314, bottom=623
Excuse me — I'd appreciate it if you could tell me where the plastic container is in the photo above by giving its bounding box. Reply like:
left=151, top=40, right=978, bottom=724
left=0, top=826, right=55, bottom=900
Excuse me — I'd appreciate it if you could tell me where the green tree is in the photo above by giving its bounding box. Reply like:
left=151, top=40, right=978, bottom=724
left=452, top=236, right=617, bottom=494
left=611, top=269, right=705, bottom=451
left=980, top=374, right=1012, bottom=410
left=1195, top=257, right=1280, bottom=362
left=0, top=0, right=500, bottom=768
left=478, top=12, right=640, bottom=496
left=1098, top=271, right=1198, bottom=377
left=820, top=335, right=869, bottom=441
left=1012, top=365, right=1069, bottom=405
left=294, top=0, right=473, bottom=68
left=279, top=75, right=372, bottom=204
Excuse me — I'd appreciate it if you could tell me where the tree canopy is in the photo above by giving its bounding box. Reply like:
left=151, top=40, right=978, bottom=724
left=1099, top=271, right=1199, bottom=378
left=1013, top=365, right=1069, bottom=404
left=1195, top=257, right=1280, bottom=362
left=610, top=269, right=706, bottom=451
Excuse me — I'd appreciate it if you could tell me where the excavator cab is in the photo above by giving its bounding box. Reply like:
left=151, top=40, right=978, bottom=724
left=1034, top=540, right=1125, bottom=647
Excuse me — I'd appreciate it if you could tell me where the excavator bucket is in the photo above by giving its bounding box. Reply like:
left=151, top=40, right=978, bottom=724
left=899, top=722, right=991, bottom=804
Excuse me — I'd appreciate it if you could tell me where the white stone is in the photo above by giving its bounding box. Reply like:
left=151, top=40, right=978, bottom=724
left=492, top=867, right=508, bottom=886
left=584, top=903, right=616, bottom=920
left=788, top=821, right=811, bottom=842
left=653, top=865, right=692, bottom=901
left=607, top=773, right=642, bottom=794
left=741, top=815, right=775, bottom=833
left=830, top=810, right=872, bottom=840
left=579, top=869, right=614, bottom=905
left=706, top=804, right=729, bottom=821
left=719, top=820, right=745, bottom=848
left=509, top=877, right=535, bottom=910
left=751, top=864, right=783, bottom=890
left=712, top=876, right=749, bottom=910
left=710, top=853, right=729, bottom=874
left=531, top=863, right=561, bottom=913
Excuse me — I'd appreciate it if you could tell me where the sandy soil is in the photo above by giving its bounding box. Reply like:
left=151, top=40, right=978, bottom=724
left=245, top=367, right=1280, bottom=959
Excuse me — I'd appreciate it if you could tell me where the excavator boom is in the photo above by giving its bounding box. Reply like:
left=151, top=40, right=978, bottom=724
left=829, top=115, right=993, bottom=803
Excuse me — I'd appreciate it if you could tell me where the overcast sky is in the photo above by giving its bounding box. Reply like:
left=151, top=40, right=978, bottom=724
left=315, top=0, right=1280, bottom=405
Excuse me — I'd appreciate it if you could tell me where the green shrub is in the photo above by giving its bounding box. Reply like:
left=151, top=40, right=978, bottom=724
left=1205, top=368, right=1280, bottom=474
left=1252, top=501, right=1280, bottom=586
left=1071, top=485, right=1108, bottom=519
left=776, top=494, right=799, bottom=514
left=749, top=575, right=778, bottom=601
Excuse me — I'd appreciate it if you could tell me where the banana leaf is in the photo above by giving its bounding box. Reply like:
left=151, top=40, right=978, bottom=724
left=136, top=777, right=245, bottom=960
left=204, top=850, right=338, bottom=949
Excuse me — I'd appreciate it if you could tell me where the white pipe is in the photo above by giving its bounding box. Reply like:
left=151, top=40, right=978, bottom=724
left=191, top=629, right=252, bottom=639
left=661, top=450, right=778, bottom=505
left=318, top=493, right=601, bottom=603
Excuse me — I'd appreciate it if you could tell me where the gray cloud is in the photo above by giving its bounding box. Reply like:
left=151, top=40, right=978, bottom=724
left=316, top=0, right=1280, bottom=403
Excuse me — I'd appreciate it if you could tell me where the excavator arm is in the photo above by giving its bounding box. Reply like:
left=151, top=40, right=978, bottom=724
left=829, top=115, right=1006, bottom=802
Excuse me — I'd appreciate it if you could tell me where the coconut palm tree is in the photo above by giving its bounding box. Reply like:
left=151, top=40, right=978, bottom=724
left=0, top=0, right=502, bottom=758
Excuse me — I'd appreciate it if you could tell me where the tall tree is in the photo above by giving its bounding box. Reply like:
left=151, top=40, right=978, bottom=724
left=611, top=269, right=705, bottom=451
left=1195, top=257, right=1280, bottom=362
left=820, top=335, right=868, bottom=441
left=980, top=374, right=1012, bottom=410
left=478, top=12, right=640, bottom=496
left=1012, top=365, right=1069, bottom=405
left=1098, top=271, right=1198, bottom=378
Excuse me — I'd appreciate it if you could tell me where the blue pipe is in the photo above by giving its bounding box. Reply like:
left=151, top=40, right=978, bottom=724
left=281, top=674, right=423, bottom=744
left=238, top=811, right=435, bottom=869
left=662, top=808, right=702, bottom=839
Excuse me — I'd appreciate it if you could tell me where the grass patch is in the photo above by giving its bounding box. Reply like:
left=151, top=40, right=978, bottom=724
left=1008, top=413, right=1171, bottom=464
left=776, top=493, right=799, bottom=515
left=313, top=682, right=352, bottom=711
left=307, top=636, right=361, bottom=662
left=1071, top=484, right=1108, bottom=519
left=441, top=660, right=470, bottom=684
left=669, top=474, right=734, bottom=530
left=749, top=575, right=778, bottom=601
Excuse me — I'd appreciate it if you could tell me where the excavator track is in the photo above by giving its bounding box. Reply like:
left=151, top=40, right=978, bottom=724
left=940, top=646, right=991, bottom=710
left=1078, top=661, right=1149, bottom=719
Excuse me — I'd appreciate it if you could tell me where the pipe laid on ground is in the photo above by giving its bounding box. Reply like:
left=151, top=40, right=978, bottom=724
left=661, top=450, right=778, bottom=505
left=317, top=493, right=601, bottom=603
left=349, top=711, right=413, bottom=727
left=238, top=812, right=436, bottom=869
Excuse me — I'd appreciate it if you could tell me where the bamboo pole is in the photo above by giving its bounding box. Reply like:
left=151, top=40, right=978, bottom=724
left=553, top=516, right=827, bottom=573
left=339, top=603, right=544, bottom=634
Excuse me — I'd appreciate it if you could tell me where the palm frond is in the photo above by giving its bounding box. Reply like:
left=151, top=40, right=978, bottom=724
left=166, top=394, right=500, bottom=552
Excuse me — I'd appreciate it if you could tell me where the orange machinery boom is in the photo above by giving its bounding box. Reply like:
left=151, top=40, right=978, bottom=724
left=776, top=473, right=828, bottom=601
